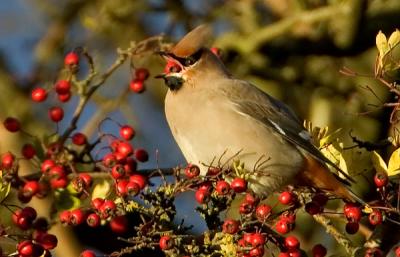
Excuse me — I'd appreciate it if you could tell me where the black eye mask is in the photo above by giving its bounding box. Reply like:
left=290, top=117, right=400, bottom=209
left=170, top=48, right=203, bottom=67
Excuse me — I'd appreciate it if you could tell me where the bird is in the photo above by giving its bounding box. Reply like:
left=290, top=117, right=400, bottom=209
left=158, top=25, right=362, bottom=202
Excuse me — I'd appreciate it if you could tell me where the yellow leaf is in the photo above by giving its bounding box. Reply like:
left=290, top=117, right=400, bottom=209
left=338, top=154, right=348, bottom=178
left=92, top=180, right=111, bottom=200
left=387, top=148, right=400, bottom=176
left=388, top=29, right=400, bottom=48
left=371, top=151, right=388, bottom=174
left=376, top=31, right=389, bottom=56
left=363, top=205, right=373, bottom=214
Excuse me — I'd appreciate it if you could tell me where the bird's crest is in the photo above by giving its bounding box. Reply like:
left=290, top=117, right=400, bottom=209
left=171, top=24, right=212, bottom=58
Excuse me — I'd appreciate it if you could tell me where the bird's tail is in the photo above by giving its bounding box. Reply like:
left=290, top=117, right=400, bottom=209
left=301, top=155, right=366, bottom=205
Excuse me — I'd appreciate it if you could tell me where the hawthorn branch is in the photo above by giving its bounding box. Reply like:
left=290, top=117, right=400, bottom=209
left=313, top=214, right=359, bottom=256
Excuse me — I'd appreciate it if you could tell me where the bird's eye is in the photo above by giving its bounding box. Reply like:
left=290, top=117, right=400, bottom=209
left=184, top=58, right=195, bottom=66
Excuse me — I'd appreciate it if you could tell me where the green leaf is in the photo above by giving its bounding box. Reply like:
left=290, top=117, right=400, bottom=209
left=92, top=180, right=112, bottom=200
left=371, top=151, right=388, bottom=174
left=55, top=190, right=81, bottom=210
left=0, top=180, right=11, bottom=203
left=387, top=148, right=400, bottom=176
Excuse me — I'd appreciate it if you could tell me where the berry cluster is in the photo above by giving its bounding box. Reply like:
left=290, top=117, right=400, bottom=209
left=129, top=68, right=150, bottom=93
left=0, top=49, right=152, bottom=257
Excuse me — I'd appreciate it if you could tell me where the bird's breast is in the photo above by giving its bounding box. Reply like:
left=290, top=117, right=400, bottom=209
left=165, top=87, right=305, bottom=195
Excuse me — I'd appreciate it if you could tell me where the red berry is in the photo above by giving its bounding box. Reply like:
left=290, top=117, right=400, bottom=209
left=18, top=240, right=34, bottom=256
left=275, top=219, right=290, bottom=234
left=230, top=177, right=247, bottom=193
left=129, top=79, right=145, bottom=93
left=91, top=198, right=104, bottom=210
left=195, top=189, right=210, bottom=204
left=278, top=252, right=290, bottom=257
left=281, top=213, right=296, bottom=224
left=70, top=209, right=86, bottom=225
left=55, top=80, right=71, bottom=95
left=124, top=158, right=137, bottom=174
left=58, top=92, right=71, bottom=102
left=117, top=141, right=133, bottom=157
left=250, top=233, right=265, bottom=247
left=80, top=250, right=96, bottom=257
left=215, top=180, right=230, bottom=195
left=36, top=233, right=58, bottom=250
left=135, top=68, right=150, bottom=81
left=22, top=143, right=36, bottom=159
left=109, top=215, right=128, bottom=234
left=3, top=117, right=20, bottom=132
left=1, top=152, right=15, bottom=169
left=116, top=179, right=129, bottom=196
left=79, top=173, right=93, bottom=188
left=72, top=132, right=87, bottom=145
left=86, top=213, right=101, bottom=227
left=256, top=204, right=272, bottom=221
left=305, top=201, right=323, bottom=215
left=12, top=207, right=37, bottom=230
left=134, top=148, right=149, bottom=162
left=59, top=210, right=71, bottom=225
left=129, top=174, right=147, bottom=190
left=249, top=246, right=264, bottom=257
left=50, top=177, right=68, bottom=189
left=312, top=244, right=327, bottom=257
left=120, top=125, right=135, bottom=140
left=344, top=206, right=362, bottom=222
left=278, top=191, right=294, bottom=205
left=288, top=249, right=302, bottom=257
left=244, top=193, right=259, bottom=205
left=184, top=163, right=200, bottom=178
left=100, top=200, right=116, bottom=219
left=285, top=236, right=300, bottom=250
left=159, top=235, right=173, bottom=250
left=368, top=210, right=383, bottom=226
left=48, top=106, right=64, bottom=122
left=374, top=172, right=388, bottom=188
left=198, top=182, right=212, bottom=193
left=31, top=87, right=47, bottom=102
left=111, top=164, right=126, bottom=179
left=126, top=181, right=140, bottom=196
left=395, top=246, right=400, bottom=257
left=49, top=165, right=66, bottom=179
left=222, top=219, right=239, bottom=234
left=207, top=166, right=222, bottom=176
left=23, top=180, right=40, bottom=196
left=41, top=159, right=55, bottom=173
left=103, top=153, right=117, bottom=167
left=239, top=201, right=254, bottom=214
left=243, top=233, right=254, bottom=246
left=64, top=52, right=79, bottom=66
left=22, top=206, right=37, bottom=220
left=345, top=221, right=359, bottom=234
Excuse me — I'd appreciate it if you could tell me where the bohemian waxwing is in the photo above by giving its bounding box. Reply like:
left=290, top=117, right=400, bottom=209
left=159, top=25, right=362, bottom=202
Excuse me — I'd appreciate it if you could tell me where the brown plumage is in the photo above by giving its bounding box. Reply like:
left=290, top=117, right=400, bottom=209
left=170, top=24, right=212, bottom=58
left=161, top=25, right=362, bottom=203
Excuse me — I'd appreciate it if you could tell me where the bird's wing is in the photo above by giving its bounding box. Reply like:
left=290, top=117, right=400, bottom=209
left=218, top=79, right=354, bottom=184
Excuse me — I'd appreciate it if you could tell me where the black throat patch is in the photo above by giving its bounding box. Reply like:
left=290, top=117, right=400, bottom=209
left=164, top=76, right=184, bottom=91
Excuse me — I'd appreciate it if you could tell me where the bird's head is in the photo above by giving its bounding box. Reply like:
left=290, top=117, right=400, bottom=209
left=157, top=25, right=229, bottom=92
